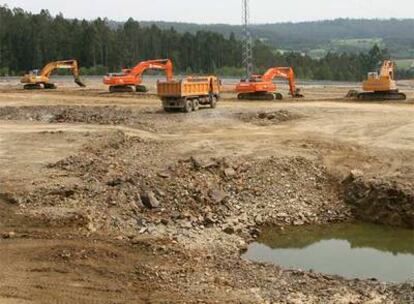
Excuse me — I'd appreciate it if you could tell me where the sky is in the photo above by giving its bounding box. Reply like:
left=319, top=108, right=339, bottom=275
left=1, top=0, right=413, bottom=24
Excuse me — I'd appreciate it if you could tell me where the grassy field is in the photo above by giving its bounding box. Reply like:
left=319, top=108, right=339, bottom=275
left=306, top=38, right=385, bottom=59
left=330, top=38, right=384, bottom=49
left=395, top=59, right=414, bottom=69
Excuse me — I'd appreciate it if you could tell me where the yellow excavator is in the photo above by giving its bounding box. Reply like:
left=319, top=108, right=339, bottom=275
left=21, top=60, right=86, bottom=90
left=347, top=60, right=406, bottom=101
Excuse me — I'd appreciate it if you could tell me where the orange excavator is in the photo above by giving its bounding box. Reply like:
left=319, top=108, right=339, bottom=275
left=347, top=60, right=406, bottom=101
left=236, top=67, right=303, bottom=100
left=103, top=59, right=173, bottom=93
left=20, top=60, right=86, bottom=90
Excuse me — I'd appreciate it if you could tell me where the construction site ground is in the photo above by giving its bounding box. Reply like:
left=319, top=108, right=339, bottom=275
left=0, top=78, right=413, bottom=303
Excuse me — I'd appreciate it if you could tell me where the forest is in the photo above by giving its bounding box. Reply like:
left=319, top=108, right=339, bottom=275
left=140, top=19, right=414, bottom=58
left=0, top=6, right=413, bottom=80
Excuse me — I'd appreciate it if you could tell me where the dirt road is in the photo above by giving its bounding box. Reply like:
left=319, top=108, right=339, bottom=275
left=0, top=79, right=413, bottom=303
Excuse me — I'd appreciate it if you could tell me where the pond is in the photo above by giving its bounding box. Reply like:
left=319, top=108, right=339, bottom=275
left=243, top=223, right=414, bottom=282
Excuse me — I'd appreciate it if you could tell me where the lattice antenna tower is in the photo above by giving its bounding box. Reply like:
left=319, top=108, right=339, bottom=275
left=242, top=0, right=253, bottom=79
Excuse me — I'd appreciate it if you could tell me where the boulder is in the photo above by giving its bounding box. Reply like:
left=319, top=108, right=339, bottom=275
left=209, top=188, right=228, bottom=204
left=141, top=191, right=160, bottom=209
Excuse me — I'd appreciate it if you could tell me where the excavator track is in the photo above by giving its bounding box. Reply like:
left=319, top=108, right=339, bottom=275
left=109, top=86, right=134, bottom=93
left=357, top=91, right=407, bottom=101
left=23, top=84, right=42, bottom=90
left=237, top=92, right=283, bottom=101
left=44, top=83, right=57, bottom=89
left=135, top=85, right=148, bottom=93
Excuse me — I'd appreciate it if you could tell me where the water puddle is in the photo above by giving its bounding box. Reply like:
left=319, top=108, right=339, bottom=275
left=243, top=223, right=414, bottom=282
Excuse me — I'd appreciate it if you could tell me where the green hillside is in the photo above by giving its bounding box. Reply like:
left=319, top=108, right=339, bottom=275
left=136, top=19, right=414, bottom=59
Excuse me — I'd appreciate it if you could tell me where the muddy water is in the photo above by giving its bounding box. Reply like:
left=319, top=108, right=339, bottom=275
left=243, top=223, right=414, bottom=282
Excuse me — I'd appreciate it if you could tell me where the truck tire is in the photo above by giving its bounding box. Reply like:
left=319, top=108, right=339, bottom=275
left=210, top=96, right=217, bottom=109
left=192, top=99, right=200, bottom=111
left=183, top=99, right=193, bottom=113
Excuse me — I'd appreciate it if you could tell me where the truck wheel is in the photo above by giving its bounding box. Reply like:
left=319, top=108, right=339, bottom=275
left=193, top=99, right=200, bottom=111
left=183, top=99, right=193, bottom=113
left=210, top=96, right=217, bottom=108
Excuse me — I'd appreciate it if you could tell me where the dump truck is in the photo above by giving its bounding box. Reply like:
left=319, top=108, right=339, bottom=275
left=21, top=60, right=86, bottom=90
left=157, top=76, right=220, bottom=112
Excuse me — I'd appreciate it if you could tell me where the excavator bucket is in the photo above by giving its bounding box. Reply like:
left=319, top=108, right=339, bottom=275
left=74, top=77, right=86, bottom=87
left=293, top=88, right=304, bottom=98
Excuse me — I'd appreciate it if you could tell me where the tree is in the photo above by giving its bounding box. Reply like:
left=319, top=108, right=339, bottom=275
left=0, top=5, right=404, bottom=80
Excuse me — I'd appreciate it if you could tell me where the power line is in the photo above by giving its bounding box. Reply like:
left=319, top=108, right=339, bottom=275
left=242, top=0, right=253, bottom=79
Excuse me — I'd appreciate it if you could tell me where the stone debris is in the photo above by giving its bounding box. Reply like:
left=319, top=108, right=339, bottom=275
left=141, top=191, right=160, bottom=209
left=3, top=128, right=411, bottom=303
left=343, top=172, right=414, bottom=228
left=238, top=110, right=303, bottom=126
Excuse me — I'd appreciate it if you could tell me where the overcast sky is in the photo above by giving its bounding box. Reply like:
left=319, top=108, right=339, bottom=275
left=1, top=0, right=412, bottom=24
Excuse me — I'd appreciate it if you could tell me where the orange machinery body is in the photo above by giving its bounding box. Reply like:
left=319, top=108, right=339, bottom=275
left=362, top=60, right=397, bottom=92
left=157, top=76, right=220, bottom=98
left=103, top=59, right=173, bottom=92
left=347, top=60, right=406, bottom=101
left=20, top=59, right=85, bottom=89
left=236, top=67, right=303, bottom=100
left=236, top=75, right=277, bottom=94
left=158, top=76, right=220, bottom=112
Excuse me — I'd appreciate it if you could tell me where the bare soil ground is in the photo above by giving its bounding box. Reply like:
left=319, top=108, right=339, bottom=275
left=0, top=78, right=413, bottom=303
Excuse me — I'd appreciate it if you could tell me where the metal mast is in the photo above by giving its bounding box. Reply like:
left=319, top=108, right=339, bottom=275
left=242, top=0, right=253, bottom=79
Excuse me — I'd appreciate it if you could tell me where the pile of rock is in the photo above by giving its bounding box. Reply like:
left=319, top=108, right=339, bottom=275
left=343, top=170, right=414, bottom=228
left=14, top=131, right=350, bottom=239
left=237, top=110, right=303, bottom=126
left=0, top=105, right=133, bottom=125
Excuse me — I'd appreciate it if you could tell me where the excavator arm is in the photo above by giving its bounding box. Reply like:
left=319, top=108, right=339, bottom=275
left=129, top=59, right=173, bottom=81
left=103, top=59, right=173, bottom=92
left=379, top=60, right=394, bottom=79
left=261, top=67, right=302, bottom=97
left=39, top=60, right=86, bottom=87
left=21, top=59, right=86, bottom=89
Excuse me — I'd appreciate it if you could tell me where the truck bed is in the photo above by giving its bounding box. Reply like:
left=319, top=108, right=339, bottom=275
left=157, top=78, right=215, bottom=98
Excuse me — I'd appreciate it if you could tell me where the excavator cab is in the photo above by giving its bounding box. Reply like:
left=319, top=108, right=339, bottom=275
left=250, top=76, right=262, bottom=82
left=367, top=72, right=379, bottom=80
left=30, top=69, right=40, bottom=76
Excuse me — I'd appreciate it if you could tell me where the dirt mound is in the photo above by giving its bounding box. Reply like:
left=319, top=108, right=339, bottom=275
left=343, top=170, right=414, bottom=228
left=0, top=105, right=132, bottom=125
left=10, top=131, right=349, bottom=238
left=237, top=110, right=302, bottom=125
left=0, top=105, right=206, bottom=133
